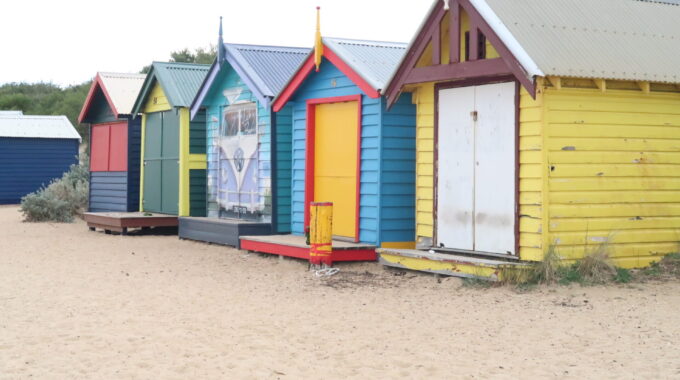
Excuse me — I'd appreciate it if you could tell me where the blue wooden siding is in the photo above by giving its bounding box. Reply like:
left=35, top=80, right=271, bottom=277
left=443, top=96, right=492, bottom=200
left=274, top=106, right=293, bottom=233
left=127, top=117, right=141, bottom=211
left=202, top=63, right=273, bottom=223
left=379, top=95, right=416, bottom=243
left=0, top=137, right=79, bottom=204
left=89, top=171, right=128, bottom=212
left=288, top=58, right=416, bottom=245
left=289, top=58, right=381, bottom=243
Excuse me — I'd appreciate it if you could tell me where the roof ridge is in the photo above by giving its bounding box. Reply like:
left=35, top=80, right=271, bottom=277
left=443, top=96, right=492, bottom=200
left=324, top=36, right=408, bottom=47
left=225, top=42, right=310, bottom=51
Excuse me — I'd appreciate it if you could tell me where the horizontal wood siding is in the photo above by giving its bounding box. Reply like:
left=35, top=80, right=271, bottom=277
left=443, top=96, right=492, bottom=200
left=412, top=83, right=435, bottom=245
left=89, top=171, right=128, bottom=212
left=189, top=109, right=207, bottom=154
left=290, top=58, right=381, bottom=244
left=274, top=105, right=293, bottom=233
left=519, top=86, right=545, bottom=261
left=127, top=117, right=141, bottom=211
left=142, top=82, right=172, bottom=113
left=544, top=86, right=680, bottom=268
left=189, top=169, right=207, bottom=217
left=0, top=137, right=78, bottom=204
left=380, top=94, right=416, bottom=243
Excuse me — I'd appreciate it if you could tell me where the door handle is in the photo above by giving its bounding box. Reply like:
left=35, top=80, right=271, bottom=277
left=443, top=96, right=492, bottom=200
left=470, top=111, right=478, bottom=122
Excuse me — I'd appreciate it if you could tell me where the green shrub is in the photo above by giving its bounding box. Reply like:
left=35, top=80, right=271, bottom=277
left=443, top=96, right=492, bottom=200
left=20, top=158, right=89, bottom=222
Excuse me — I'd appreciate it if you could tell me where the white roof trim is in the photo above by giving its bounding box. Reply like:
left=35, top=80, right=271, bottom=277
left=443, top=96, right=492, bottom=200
left=469, top=0, right=544, bottom=78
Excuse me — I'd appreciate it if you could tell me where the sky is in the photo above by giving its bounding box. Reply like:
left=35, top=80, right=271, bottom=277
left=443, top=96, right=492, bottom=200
left=0, top=0, right=433, bottom=87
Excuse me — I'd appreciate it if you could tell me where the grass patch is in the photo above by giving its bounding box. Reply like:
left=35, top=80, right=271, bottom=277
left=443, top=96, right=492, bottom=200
left=614, top=268, right=633, bottom=283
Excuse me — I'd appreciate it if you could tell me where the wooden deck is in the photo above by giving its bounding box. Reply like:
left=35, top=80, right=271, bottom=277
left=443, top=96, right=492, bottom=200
left=83, top=212, right=178, bottom=235
left=377, top=248, right=527, bottom=281
left=240, top=234, right=377, bottom=263
left=178, top=217, right=271, bottom=248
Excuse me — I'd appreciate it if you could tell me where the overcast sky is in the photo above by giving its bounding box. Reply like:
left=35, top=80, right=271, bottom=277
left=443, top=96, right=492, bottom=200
left=0, top=0, right=432, bottom=87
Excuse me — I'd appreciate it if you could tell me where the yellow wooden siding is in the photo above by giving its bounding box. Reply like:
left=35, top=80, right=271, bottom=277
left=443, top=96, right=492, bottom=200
left=544, top=86, right=680, bottom=268
left=413, top=83, right=435, bottom=243
left=142, top=82, right=171, bottom=113
left=518, top=86, right=545, bottom=261
left=416, top=9, right=499, bottom=68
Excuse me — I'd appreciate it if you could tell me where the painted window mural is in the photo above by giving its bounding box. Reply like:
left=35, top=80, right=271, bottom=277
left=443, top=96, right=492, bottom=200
left=210, top=101, right=269, bottom=220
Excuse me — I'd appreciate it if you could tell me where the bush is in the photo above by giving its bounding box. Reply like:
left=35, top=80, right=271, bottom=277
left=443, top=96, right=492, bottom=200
left=20, top=158, right=89, bottom=222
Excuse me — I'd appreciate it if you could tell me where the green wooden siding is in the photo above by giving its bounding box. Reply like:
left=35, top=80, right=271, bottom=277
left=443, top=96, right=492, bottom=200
left=86, top=91, right=117, bottom=124
left=189, top=169, right=207, bottom=217
left=189, top=109, right=207, bottom=155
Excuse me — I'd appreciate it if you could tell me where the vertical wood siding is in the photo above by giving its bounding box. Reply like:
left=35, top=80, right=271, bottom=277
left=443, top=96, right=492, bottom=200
left=0, top=137, right=78, bottom=204
left=415, top=9, right=499, bottom=68
left=544, top=86, right=680, bottom=268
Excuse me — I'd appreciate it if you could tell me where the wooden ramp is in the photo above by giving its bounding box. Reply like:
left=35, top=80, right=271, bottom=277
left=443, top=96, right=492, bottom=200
left=83, top=212, right=178, bottom=235
left=240, top=235, right=377, bottom=263
left=178, top=217, right=271, bottom=248
left=378, top=248, right=528, bottom=281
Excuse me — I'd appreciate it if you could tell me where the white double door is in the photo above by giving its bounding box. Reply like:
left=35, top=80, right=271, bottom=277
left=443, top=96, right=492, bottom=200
left=436, top=82, right=516, bottom=255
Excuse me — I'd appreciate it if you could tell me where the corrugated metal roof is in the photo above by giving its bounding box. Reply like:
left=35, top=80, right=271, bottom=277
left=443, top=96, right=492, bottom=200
left=482, top=0, right=680, bottom=83
left=133, top=62, right=210, bottom=114
left=98, top=72, right=146, bottom=115
left=153, top=62, right=211, bottom=107
left=323, top=37, right=407, bottom=91
left=0, top=114, right=81, bottom=140
left=227, top=44, right=311, bottom=97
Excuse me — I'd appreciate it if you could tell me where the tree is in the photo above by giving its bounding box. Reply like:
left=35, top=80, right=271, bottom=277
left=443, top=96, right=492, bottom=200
left=170, top=45, right=216, bottom=65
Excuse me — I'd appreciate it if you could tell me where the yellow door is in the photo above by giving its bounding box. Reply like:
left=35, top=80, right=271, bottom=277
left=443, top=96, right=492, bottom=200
left=314, top=101, right=359, bottom=239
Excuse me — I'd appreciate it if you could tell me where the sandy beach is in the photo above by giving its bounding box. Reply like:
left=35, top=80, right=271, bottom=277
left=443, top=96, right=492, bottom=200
left=1, top=204, right=679, bottom=379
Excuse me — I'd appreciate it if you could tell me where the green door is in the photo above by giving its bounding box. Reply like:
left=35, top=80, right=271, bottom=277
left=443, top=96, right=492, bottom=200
left=143, top=110, right=179, bottom=215
left=160, top=110, right=179, bottom=215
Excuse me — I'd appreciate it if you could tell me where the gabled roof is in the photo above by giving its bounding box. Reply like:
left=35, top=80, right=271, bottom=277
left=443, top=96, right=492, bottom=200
left=78, top=72, right=146, bottom=122
left=272, top=37, right=407, bottom=112
left=387, top=0, right=680, bottom=101
left=480, top=0, right=680, bottom=83
left=191, top=43, right=309, bottom=118
left=324, top=38, right=407, bottom=91
left=0, top=114, right=81, bottom=141
left=131, top=62, right=210, bottom=115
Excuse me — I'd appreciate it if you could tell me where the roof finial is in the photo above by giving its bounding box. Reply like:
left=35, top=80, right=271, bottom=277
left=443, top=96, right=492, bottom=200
left=314, top=6, right=323, bottom=72
left=218, top=16, right=225, bottom=63
left=443, top=0, right=450, bottom=10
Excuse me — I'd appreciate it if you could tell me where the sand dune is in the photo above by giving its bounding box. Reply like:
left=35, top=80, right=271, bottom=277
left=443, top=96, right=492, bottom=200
left=1, top=205, right=679, bottom=379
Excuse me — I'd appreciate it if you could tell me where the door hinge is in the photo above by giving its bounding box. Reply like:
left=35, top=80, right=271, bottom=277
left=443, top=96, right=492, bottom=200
left=471, top=110, right=478, bottom=122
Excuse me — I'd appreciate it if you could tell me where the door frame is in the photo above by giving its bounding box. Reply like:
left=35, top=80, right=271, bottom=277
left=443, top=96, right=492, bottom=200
left=433, top=75, right=520, bottom=256
left=304, top=94, right=363, bottom=243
